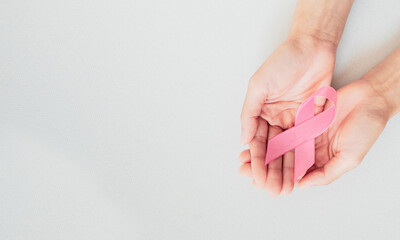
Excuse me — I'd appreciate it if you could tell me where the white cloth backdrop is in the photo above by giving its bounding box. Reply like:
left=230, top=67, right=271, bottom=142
left=1, top=0, right=400, bottom=239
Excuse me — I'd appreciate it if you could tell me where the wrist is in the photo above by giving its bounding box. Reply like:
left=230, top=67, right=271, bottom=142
left=288, top=0, right=354, bottom=51
left=288, top=28, right=339, bottom=52
left=349, top=79, right=392, bottom=124
left=286, top=34, right=338, bottom=54
left=362, top=76, right=400, bottom=119
left=360, top=47, right=400, bottom=118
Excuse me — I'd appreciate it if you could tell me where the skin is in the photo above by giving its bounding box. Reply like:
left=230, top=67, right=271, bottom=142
left=239, top=44, right=400, bottom=195
left=240, top=38, right=335, bottom=196
left=240, top=0, right=354, bottom=196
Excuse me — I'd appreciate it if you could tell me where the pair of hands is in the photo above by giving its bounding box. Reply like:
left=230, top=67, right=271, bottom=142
left=239, top=38, right=389, bottom=196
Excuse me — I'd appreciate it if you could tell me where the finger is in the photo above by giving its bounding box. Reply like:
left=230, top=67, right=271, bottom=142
left=281, top=150, right=294, bottom=195
left=252, top=179, right=267, bottom=189
left=265, top=126, right=283, bottom=197
left=314, top=96, right=328, bottom=115
left=238, top=149, right=251, bottom=163
left=260, top=101, right=300, bottom=129
left=298, top=154, right=359, bottom=188
left=249, top=117, right=269, bottom=188
left=238, top=163, right=252, bottom=178
left=240, top=78, right=268, bottom=145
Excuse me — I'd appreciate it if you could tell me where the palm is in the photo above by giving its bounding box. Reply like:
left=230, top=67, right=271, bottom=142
left=256, top=41, right=335, bottom=129
left=303, top=81, right=388, bottom=185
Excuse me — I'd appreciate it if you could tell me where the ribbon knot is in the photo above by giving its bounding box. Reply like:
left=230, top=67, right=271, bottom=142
left=265, top=86, right=337, bottom=181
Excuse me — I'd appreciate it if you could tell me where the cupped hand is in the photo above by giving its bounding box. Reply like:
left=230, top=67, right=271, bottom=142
left=239, top=79, right=390, bottom=192
left=240, top=37, right=336, bottom=196
left=298, top=80, right=389, bottom=187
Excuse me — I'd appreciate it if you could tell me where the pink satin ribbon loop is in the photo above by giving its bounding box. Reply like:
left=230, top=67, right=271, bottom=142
left=265, top=86, right=337, bottom=181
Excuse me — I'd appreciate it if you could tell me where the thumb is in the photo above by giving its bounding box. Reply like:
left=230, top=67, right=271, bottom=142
left=240, top=79, right=268, bottom=145
left=298, top=154, right=360, bottom=188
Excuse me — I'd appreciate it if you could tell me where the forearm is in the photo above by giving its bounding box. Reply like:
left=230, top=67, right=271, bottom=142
left=361, top=46, right=400, bottom=118
left=288, top=0, right=354, bottom=49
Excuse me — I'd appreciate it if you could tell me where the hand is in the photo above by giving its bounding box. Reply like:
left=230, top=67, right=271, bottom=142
left=239, top=79, right=390, bottom=190
left=239, top=0, right=355, bottom=195
left=240, top=37, right=336, bottom=196
left=298, top=80, right=389, bottom=187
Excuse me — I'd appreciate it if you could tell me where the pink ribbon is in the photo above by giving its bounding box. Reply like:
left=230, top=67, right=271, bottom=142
left=265, top=86, right=337, bottom=181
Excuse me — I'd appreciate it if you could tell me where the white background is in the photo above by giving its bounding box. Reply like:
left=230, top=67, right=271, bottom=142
left=1, top=0, right=400, bottom=239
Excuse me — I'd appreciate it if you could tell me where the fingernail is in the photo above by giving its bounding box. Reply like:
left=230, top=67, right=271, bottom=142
left=294, top=181, right=300, bottom=188
left=298, top=181, right=313, bottom=189
left=268, top=190, right=280, bottom=198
